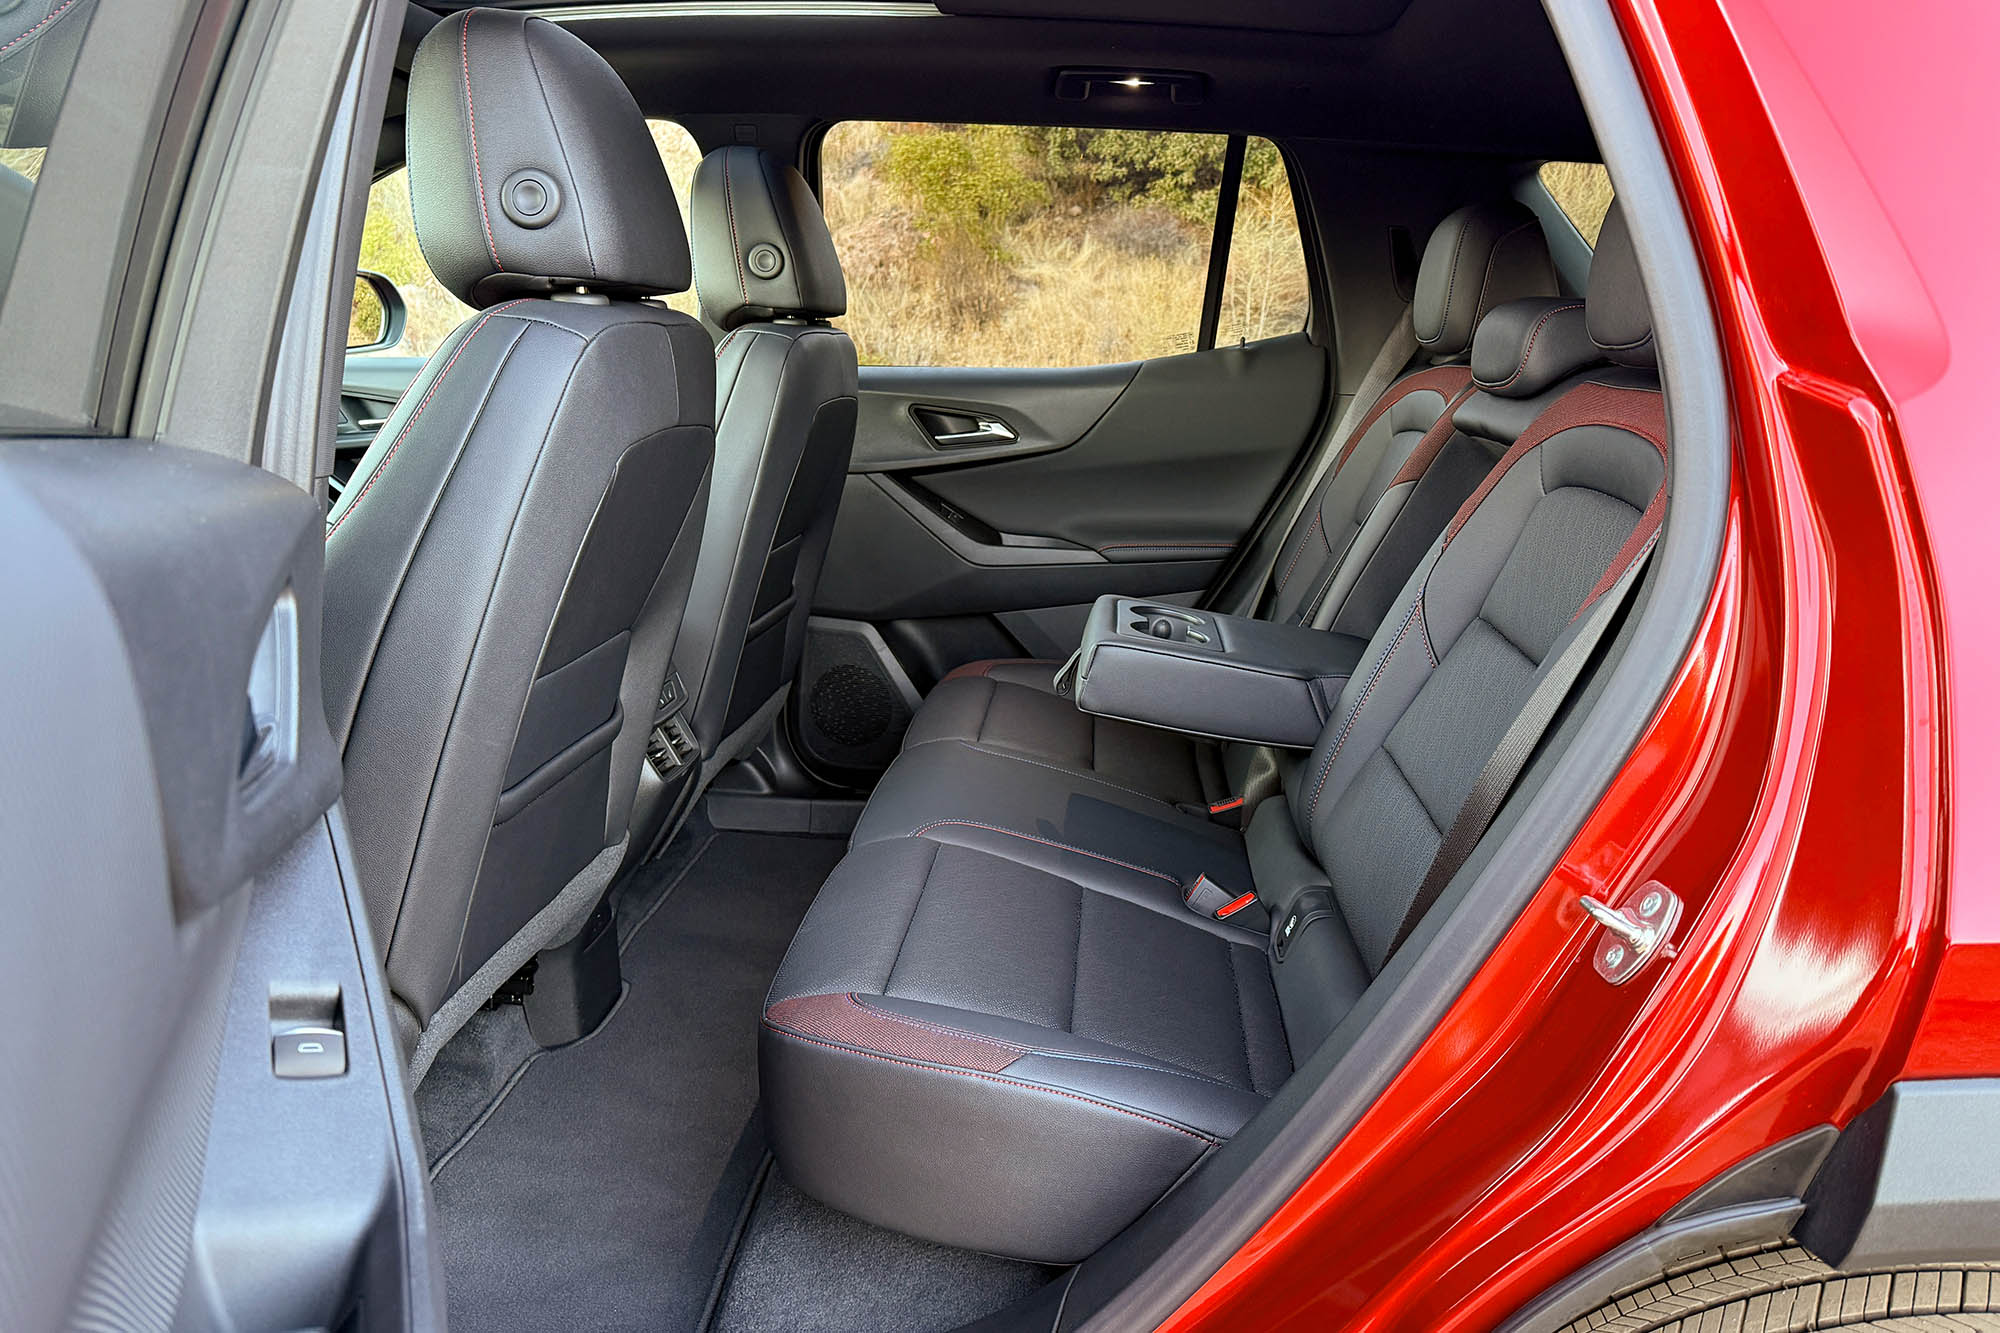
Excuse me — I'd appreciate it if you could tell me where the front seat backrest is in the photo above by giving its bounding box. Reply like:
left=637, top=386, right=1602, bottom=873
left=676, top=146, right=859, bottom=778
left=322, top=9, right=714, bottom=1072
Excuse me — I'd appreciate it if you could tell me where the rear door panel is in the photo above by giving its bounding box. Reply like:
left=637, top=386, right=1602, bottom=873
left=818, top=334, right=1324, bottom=620
left=797, top=332, right=1326, bottom=778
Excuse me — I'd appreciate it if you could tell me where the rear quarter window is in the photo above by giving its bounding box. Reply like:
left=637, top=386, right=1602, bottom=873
left=1538, top=160, right=1614, bottom=246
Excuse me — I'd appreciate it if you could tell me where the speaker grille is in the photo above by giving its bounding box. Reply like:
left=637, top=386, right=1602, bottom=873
left=810, top=665, right=893, bottom=747
left=796, top=625, right=912, bottom=773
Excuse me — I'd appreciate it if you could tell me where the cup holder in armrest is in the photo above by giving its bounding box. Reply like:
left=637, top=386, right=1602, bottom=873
left=1123, top=603, right=1213, bottom=647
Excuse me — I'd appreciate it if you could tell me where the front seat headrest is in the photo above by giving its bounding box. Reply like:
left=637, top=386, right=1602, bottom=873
left=689, top=146, right=847, bottom=331
left=1414, top=200, right=1560, bottom=360
left=406, top=10, right=691, bottom=308
left=1585, top=202, right=1655, bottom=367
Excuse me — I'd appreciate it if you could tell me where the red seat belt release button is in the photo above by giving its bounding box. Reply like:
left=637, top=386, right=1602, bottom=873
left=1184, top=873, right=1258, bottom=921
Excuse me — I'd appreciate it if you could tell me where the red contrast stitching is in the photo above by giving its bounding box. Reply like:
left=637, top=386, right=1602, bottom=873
left=1327, top=365, right=1475, bottom=488
left=911, top=819, right=1182, bottom=888
left=762, top=1024, right=1220, bottom=1144
left=0, top=0, right=79, bottom=56
left=1385, top=383, right=1480, bottom=489
left=846, top=995, right=1024, bottom=1055
left=1479, top=302, right=1584, bottom=391
left=325, top=300, right=528, bottom=540
left=461, top=12, right=500, bottom=270
left=1274, top=512, right=1322, bottom=593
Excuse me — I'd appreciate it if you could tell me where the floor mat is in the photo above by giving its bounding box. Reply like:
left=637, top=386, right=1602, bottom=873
left=424, top=825, right=847, bottom=1333
left=708, top=1168, right=1060, bottom=1333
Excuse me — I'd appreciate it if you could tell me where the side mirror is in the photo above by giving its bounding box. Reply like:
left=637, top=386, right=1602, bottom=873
left=346, top=270, right=407, bottom=352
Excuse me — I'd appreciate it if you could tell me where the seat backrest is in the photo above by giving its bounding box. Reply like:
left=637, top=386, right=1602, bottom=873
left=321, top=10, right=714, bottom=1050
left=1260, top=200, right=1560, bottom=631
left=677, top=146, right=859, bottom=772
left=1267, top=204, right=1665, bottom=1054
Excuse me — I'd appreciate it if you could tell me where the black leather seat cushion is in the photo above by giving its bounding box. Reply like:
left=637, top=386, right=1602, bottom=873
left=762, top=833, right=1285, bottom=1265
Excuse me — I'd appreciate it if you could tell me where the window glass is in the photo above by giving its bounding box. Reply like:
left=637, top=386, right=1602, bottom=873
left=1538, top=161, right=1614, bottom=246
left=1215, top=137, right=1311, bottom=348
left=820, top=122, right=1307, bottom=368
left=354, top=119, right=702, bottom=358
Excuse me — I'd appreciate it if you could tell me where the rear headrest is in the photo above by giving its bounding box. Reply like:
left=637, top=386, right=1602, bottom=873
left=1471, top=297, right=1597, bottom=398
left=1414, top=201, right=1561, bottom=359
left=689, top=146, right=848, bottom=331
left=1586, top=203, right=1655, bottom=367
left=406, top=10, right=691, bottom=308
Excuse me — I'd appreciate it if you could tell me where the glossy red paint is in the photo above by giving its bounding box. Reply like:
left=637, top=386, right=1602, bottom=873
left=1159, top=0, right=1983, bottom=1327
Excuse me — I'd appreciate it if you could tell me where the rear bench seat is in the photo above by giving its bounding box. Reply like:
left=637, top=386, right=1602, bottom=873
left=760, top=205, right=1665, bottom=1265
left=902, top=199, right=1563, bottom=809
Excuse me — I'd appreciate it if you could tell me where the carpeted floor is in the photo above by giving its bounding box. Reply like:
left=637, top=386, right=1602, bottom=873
left=708, top=1167, right=1059, bottom=1333
left=421, top=821, right=847, bottom=1333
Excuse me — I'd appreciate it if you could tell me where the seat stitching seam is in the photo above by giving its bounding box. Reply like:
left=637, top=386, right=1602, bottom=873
left=881, top=838, right=935, bottom=996
left=433, top=333, right=635, bottom=981
left=762, top=1025, right=1221, bottom=1143
left=1227, top=944, right=1254, bottom=1090
left=723, top=150, right=748, bottom=303
left=1380, top=742, right=1444, bottom=834
left=954, top=742, right=1182, bottom=810
left=847, top=994, right=1253, bottom=1092
left=911, top=820, right=1183, bottom=888
left=1068, top=886, right=1082, bottom=1033
left=1308, top=596, right=1422, bottom=816
left=0, top=0, right=80, bottom=56
left=326, top=300, right=530, bottom=539
left=520, top=23, right=593, bottom=277
left=459, top=11, right=500, bottom=270
left=1468, top=220, right=1540, bottom=330
left=1274, top=511, right=1322, bottom=593
left=1478, top=301, right=1584, bottom=390
left=1418, top=220, right=1473, bottom=345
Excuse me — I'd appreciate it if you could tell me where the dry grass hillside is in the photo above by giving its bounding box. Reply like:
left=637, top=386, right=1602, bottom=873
left=822, top=122, right=1309, bottom=367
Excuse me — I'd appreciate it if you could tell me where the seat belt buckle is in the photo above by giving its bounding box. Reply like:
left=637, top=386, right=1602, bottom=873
left=1183, top=874, right=1260, bottom=923
left=1207, top=795, right=1246, bottom=829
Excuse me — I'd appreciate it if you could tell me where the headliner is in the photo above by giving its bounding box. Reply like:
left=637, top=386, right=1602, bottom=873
left=408, top=0, right=1596, bottom=160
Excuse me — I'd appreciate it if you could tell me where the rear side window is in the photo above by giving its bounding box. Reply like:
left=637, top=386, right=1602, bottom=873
left=1538, top=161, right=1614, bottom=246
left=820, top=122, right=1309, bottom=368
left=353, top=119, right=702, bottom=358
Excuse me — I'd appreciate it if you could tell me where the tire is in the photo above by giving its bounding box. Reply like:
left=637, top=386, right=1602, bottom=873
left=1559, top=1242, right=2000, bottom=1332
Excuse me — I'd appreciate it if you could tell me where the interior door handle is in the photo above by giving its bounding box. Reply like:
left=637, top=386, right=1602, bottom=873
left=930, top=418, right=1018, bottom=446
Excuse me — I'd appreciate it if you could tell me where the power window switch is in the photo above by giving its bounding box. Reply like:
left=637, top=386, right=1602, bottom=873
left=273, top=1027, right=347, bottom=1078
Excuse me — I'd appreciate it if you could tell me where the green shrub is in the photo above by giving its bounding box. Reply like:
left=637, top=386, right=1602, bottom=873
left=881, top=124, right=1047, bottom=256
